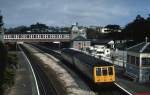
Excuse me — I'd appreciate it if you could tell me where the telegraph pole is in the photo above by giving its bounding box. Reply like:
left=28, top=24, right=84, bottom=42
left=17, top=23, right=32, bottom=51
left=0, top=10, right=4, bottom=43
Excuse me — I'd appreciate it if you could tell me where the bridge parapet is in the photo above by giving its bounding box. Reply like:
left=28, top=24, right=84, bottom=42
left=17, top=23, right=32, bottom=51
left=4, top=34, right=71, bottom=42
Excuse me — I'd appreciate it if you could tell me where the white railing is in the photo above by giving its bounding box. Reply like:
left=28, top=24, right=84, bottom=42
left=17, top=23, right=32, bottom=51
left=100, top=56, right=127, bottom=67
left=4, top=34, right=70, bottom=40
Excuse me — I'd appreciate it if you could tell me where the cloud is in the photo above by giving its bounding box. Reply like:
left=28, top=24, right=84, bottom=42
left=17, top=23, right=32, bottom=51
left=0, top=0, right=150, bottom=27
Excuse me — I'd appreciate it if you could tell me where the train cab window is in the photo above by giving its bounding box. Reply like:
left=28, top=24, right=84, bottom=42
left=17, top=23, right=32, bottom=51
left=102, top=68, right=107, bottom=76
left=96, top=68, right=102, bottom=76
left=108, top=67, right=113, bottom=75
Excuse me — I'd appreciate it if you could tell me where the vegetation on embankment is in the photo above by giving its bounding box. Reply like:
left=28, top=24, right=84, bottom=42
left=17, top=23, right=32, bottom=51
left=0, top=42, right=18, bottom=94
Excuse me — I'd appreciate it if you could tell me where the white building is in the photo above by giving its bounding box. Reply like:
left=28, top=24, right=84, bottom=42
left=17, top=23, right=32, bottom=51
left=71, top=23, right=86, bottom=39
left=101, top=27, right=122, bottom=33
left=70, top=23, right=91, bottom=50
left=94, top=45, right=110, bottom=57
left=101, top=27, right=109, bottom=33
left=71, top=36, right=91, bottom=50
left=126, top=42, right=150, bottom=83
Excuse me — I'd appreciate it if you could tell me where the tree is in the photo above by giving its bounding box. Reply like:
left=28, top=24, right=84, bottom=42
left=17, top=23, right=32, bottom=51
left=30, top=22, right=49, bottom=32
left=86, top=28, right=99, bottom=39
left=105, top=24, right=121, bottom=33
left=7, top=26, right=29, bottom=33
left=147, top=14, right=150, bottom=21
left=122, top=14, right=150, bottom=41
left=0, top=41, right=8, bottom=87
left=0, top=15, right=3, bottom=26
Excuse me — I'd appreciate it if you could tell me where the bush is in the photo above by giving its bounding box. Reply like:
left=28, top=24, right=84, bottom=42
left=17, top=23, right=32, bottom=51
left=0, top=41, right=8, bottom=94
left=0, top=41, right=18, bottom=94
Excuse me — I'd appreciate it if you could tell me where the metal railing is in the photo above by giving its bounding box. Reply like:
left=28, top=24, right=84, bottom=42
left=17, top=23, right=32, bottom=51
left=100, top=56, right=127, bottom=67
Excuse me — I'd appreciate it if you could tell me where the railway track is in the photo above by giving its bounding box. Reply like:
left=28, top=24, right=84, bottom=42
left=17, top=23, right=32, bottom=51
left=95, top=83, right=130, bottom=95
left=18, top=44, right=59, bottom=95
left=30, top=43, right=130, bottom=95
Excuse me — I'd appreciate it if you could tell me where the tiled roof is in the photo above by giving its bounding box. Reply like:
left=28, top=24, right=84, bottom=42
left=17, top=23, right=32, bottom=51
left=91, top=39, right=112, bottom=45
left=127, top=42, right=150, bottom=53
left=72, top=36, right=90, bottom=41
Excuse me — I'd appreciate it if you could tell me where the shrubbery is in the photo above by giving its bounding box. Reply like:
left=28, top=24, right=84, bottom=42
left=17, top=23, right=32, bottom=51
left=0, top=42, right=18, bottom=94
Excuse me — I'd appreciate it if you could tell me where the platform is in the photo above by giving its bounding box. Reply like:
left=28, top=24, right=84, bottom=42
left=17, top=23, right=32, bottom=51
left=115, top=67, right=150, bottom=95
left=4, top=52, right=38, bottom=95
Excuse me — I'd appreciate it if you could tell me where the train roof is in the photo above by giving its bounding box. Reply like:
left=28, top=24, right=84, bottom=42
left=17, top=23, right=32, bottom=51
left=61, top=48, right=113, bottom=66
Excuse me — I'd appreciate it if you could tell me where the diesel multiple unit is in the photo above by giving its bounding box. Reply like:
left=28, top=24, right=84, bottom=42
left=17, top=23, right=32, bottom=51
left=61, top=48, right=115, bottom=83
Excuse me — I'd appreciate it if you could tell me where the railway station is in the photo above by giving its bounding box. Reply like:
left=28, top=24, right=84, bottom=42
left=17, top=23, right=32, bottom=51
left=1, top=1, right=150, bottom=95
left=1, top=19, right=150, bottom=95
left=2, top=22, right=150, bottom=95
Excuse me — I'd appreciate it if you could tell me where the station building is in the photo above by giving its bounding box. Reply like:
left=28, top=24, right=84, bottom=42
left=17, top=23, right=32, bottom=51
left=71, top=36, right=91, bottom=50
left=70, top=23, right=91, bottom=50
left=126, top=42, right=150, bottom=83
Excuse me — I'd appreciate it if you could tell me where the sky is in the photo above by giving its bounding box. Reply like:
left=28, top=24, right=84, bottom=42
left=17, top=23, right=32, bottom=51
left=0, top=0, right=150, bottom=28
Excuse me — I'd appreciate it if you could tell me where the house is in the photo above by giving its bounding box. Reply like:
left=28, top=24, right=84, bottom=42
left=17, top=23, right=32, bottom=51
left=126, top=42, right=150, bottom=83
left=94, top=45, right=110, bottom=57
left=71, top=36, right=91, bottom=50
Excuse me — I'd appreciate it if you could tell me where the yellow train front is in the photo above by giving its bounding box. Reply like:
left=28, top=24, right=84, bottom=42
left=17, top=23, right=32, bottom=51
left=61, top=48, right=115, bottom=84
left=94, top=66, right=115, bottom=83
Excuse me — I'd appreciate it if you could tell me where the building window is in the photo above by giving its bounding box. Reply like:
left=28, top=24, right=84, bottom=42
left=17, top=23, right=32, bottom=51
left=142, top=58, right=150, bottom=66
left=136, top=57, right=139, bottom=66
left=131, top=56, right=135, bottom=64
left=84, top=42, right=86, bottom=46
left=127, top=55, right=130, bottom=64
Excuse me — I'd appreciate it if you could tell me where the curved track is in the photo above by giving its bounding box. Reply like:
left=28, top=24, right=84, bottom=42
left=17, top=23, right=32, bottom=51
left=31, top=43, right=130, bottom=95
left=19, top=45, right=59, bottom=95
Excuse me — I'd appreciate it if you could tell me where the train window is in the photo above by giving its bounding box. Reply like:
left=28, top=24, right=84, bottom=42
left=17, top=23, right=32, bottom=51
left=108, top=67, right=113, bottom=75
left=102, top=68, right=108, bottom=76
left=96, top=68, right=102, bottom=76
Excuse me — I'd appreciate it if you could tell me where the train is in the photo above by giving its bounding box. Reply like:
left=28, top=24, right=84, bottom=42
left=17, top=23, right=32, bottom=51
left=61, top=48, right=115, bottom=83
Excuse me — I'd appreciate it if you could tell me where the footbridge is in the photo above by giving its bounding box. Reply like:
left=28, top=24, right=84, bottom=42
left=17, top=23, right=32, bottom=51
left=4, top=32, right=71, bottom=42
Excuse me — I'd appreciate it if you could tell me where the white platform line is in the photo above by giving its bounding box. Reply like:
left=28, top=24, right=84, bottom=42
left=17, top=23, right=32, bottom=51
left=18, top=44, right=40, bottom=95
left=114, top=82, right=133, bottom=95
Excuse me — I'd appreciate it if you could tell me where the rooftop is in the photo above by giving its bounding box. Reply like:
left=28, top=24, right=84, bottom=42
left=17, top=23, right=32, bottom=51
left=127, top=42, right=150, bottom=53
left=72, top=36, right=90, bottom=41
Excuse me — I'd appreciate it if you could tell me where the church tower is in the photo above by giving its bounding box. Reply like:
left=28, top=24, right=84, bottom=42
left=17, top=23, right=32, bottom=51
left=71, top=22, right=87, bottom=40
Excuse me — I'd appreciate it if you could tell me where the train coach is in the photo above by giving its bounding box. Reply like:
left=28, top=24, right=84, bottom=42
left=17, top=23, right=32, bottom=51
left=61, top=48, right=115, bottom=83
